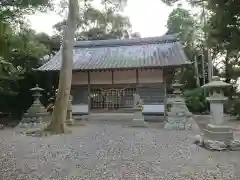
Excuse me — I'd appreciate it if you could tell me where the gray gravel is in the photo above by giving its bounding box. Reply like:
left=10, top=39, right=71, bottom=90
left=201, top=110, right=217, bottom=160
left=0, top=123, right=240, bottom=180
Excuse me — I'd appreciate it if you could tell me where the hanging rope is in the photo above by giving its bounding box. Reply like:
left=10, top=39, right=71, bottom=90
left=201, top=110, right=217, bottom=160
left=99, top=85, right=131, bottom=92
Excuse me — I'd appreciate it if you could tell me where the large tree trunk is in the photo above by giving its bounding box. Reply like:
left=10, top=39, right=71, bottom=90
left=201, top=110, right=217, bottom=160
left=224, top=51, right=231, bottom=83
left=194, top=54, right=200, bottom=87
left=45, top=0, right=79, bottom=134
left=201, top=48, right=206, bottom=85
left=207, top=49, right=213, bottom=82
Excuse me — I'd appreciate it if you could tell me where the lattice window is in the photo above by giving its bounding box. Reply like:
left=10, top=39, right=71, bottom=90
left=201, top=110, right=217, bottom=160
left=90, top=86, right=136, bottom=110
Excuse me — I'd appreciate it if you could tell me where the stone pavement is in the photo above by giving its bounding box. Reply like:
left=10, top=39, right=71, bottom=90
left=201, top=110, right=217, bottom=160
left=0, top=123, right=240, bottom=180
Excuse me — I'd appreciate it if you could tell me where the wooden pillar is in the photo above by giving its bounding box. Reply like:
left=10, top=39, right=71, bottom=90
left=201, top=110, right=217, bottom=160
left=87, top=71, right=91, bottom=112
left=111, top=70, right=114, bottom=84
left=136, top=69, right=139, bottom=84
left=163, top=69, right=167, bottom=122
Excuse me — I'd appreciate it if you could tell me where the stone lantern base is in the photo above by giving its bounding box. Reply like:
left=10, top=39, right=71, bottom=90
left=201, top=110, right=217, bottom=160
left=65, top=118, right=75, bottom=126
left=164, top=101, right=194, bottom=130
left=131, top=107, right=147, bottom=127
left=65, top=110, right=75, bottom=126
left=194, top=124, right=240, bottom=151
left=203, top=124, right=233, bottom=142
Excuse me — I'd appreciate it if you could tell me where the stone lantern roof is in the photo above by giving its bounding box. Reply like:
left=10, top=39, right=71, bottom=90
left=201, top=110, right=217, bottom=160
left=202, top=76, right=232, bottom=89
left=172, top=81, right=183, bottom=88
left=30, top=84, right=44, bottom=92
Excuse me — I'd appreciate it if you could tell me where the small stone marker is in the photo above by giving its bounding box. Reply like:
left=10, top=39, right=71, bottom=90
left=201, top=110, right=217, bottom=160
left=131, top=94, right=147, bottom=127
left=65, top=95, right=75, bottom=125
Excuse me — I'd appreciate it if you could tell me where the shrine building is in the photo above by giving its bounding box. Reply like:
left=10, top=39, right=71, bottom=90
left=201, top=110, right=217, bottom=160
left=37, top=34, right=190, bottom=121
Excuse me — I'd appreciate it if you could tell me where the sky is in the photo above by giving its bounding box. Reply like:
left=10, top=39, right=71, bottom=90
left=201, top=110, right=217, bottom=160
left=27, top=0, right=195, bottom=37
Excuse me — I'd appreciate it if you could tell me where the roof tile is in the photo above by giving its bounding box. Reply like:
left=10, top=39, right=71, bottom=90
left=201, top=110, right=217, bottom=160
left=37, top=35, right=190, bottom=71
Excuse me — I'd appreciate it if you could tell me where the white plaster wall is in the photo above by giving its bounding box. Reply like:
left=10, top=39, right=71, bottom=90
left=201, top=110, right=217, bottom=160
left=113, top=70, right=136, bottom=84
left=72, top=72, right=88, bottom=85
left=139, top=69, right=163, bottom=83
left=90, top=71, right=112, bottom=84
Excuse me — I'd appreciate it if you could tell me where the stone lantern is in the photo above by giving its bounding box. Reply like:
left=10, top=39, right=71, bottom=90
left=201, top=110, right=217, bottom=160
left=195, top=76, right=240, bottom=150
left=172, top=81, right=184, bottom=102
left=18, top=85, right=50, bottom=129
left=202, top=76, right=231, bottom=125
left=164, top=80, right=195, bottom=130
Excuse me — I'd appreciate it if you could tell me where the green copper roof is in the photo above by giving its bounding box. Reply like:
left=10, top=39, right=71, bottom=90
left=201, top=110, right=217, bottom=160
left=37, top=35, right=190, bottom=71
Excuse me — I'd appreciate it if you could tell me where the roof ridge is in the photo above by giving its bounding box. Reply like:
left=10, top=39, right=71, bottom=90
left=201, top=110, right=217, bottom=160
left=74, top=34, right=179, bottom=48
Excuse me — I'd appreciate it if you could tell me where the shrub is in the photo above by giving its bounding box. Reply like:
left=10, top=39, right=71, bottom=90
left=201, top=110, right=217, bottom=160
left=228, top=93, right=240, bottom=118
left=183, top=88, right=208, bottom=113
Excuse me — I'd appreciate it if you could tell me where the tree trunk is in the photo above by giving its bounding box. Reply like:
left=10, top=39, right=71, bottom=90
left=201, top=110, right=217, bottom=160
left=201, top=48, right=206, bottom=85
left=225, top=51, right=231, bottom=83
left=194, top=54, right=200, bottom=87
left=45, top=0, right=79, bottom=134
left=207, top=49, right=212, bottom=82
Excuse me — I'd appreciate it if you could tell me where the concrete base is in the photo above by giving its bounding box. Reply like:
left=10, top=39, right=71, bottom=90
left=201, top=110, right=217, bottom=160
left=15, top=122, right=47, bottom=134
left=194, top=124, right=240, bottom=151
left=131, top=118, right=148, bottom=127
left=66, top=119, right=75, bottom=126
left=164, top=101, right=193, bottom=130
left=143, top=113, right=165, bottom=122
left=203, top=124, right=233, bottom=143
left=74, top=115, right=89, bottom=121
left=17, top=122, right=46, bottom=129
left=194, top=135, right=240, bottom=151
left=131, top=108, right=147, bottom=127
left=164, top=121, right=190, bottom=130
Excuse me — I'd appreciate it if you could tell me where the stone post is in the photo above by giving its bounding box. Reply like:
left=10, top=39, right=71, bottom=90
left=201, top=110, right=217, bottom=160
left=195, top=76, right=240, bottom=150
left=131, top=94, right=147, bottom=127
left=65, top=95, right=75, bottom=125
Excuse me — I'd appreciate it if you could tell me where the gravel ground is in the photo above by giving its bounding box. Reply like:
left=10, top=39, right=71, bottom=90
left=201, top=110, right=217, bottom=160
left=1, top=122, right=240, bottom=180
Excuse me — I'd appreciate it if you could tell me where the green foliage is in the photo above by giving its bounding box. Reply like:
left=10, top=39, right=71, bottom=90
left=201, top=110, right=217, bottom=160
left=0, top=0, right=132, bottom=119
left=0, top=20, right=59, bottom=118
left=228, top=93, right=240, bottom=119
left=184, top=88, right=207, bottom=113
left=160, top=0, right=204, bottom=7
left=166, top=6, right=208, bottom=88
left=0, top=0, right=51, bottom=23
left=54, top=1, right=132, bottom=40
left=163, top=0, right=240, bottom=85
left=164, top=0, right=240, bottom=116
left=166, top=7, right=195, bottom=43
left=206, top=0, right=240, bottom=83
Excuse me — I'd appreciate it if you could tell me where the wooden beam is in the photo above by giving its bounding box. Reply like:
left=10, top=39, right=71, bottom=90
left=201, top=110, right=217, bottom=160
left=163, top=69, right=167, bottom=122
left=112, top=70, right=114, bottom=84
left=136, top=69, right=139, bottom=84
left=87, top=71, right=91, bottom=112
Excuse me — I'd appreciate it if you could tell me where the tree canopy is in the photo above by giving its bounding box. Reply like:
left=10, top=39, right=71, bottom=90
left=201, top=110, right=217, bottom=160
left=0, top=0, right=133, bottom=119
left=53, top=0, right=132, bottom=40
left=0, top=0, right=58, bottom=117
left=164, top=0, right=240, bottom=114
